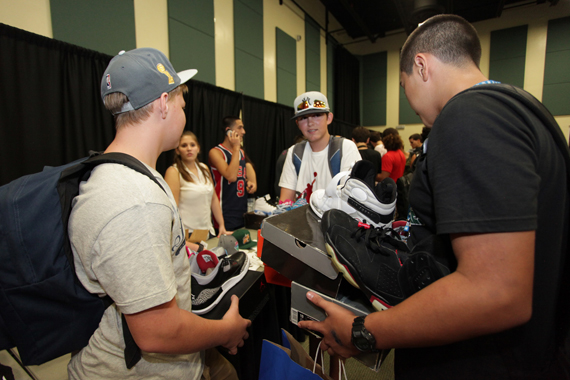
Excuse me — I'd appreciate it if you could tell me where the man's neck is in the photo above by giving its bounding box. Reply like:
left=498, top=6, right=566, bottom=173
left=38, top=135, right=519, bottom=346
left=105, top=122, right=163, bottom=169
left=356, top=142, right=368, bottom=150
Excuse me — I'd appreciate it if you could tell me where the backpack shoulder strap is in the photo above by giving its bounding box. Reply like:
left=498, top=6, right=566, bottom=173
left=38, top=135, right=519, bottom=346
left=292, top=141, right=307, bottom=176
left=328, top=136, right=344, bottom=177
left=84, top=151, right=166, bottom=192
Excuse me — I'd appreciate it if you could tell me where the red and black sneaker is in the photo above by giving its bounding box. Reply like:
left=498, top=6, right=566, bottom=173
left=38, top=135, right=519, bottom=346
left=321, top=209, right=448, bottom=311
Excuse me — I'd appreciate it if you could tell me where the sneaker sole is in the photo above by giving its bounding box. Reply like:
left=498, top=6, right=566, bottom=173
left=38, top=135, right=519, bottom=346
left=192, top=254, right=250, bottom=315
left=324, top=240, right=392, bottom=312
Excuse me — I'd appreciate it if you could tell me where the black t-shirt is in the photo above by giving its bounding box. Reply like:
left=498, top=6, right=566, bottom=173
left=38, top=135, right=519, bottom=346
left=398, top=87, right=569, bottom=379
left=358, top=148, right=382, bottom=175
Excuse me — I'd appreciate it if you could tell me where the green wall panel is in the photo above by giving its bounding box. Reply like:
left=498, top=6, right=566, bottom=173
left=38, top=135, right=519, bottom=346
left=543, top=16, right=570, bottom=115
left=361, top=51, right=387, bottom=126
left=544, top=50, right=570, bottom=84
left=489, top=25, right=527, bottom=88
left=50, top=0, right=135, bottom=56
left=168, top=0, right=214, bottom=37
left=545, top=16, right=570, bottom=53
left=305, top=17, right=320, bottom=92
left=235, top=49, right=264, bottom=98
left=327, top=39, right=335, bottom=111
left=543, top=83, right=570, bottom=116
left=234, top=0, right=263, bottom=58
left=399, top=86, right=421, bottom=125
left=169, top=18, right=215, bottom=85
left=235, top=0, right=264, bottom=98
left=276, top=28, right=296, bottom=106
left=490, top=57, right=526, bottom=88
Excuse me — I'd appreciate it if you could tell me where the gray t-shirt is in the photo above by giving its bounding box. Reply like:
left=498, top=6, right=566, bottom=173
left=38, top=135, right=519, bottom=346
left=68, top=163, right=203, bottom=380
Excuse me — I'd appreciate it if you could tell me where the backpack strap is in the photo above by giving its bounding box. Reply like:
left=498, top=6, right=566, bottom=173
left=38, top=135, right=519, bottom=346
left=57, top=151, right=165, bottom=370
left=328, top=136, right=343, bottom=177
left=292, top=141, right=307, bottom=176
left=292, top=136, right=344, bottom=177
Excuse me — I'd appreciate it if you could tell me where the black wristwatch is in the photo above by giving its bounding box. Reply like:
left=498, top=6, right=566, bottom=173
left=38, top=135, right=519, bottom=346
left=351, top=316, right=377, bottom=352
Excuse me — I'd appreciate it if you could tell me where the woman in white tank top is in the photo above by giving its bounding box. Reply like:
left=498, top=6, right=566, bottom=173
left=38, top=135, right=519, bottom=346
left=165, top=131, right=228, bottom=252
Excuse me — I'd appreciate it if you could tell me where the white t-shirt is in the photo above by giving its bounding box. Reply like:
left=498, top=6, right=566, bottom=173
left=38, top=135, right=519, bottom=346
left=68, top=163, right=203, bottom=380
left=374, top=143, right=387, bottom=157
left=279, top=138, right=361, bottom=196
left=176, top=162, right=215, bottom=236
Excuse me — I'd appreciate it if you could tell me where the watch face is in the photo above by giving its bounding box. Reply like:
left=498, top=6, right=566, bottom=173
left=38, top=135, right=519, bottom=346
left=352, top=316, right=376, bottom=352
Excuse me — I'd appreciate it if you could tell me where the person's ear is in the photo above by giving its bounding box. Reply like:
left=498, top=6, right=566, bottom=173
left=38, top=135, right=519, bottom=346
left=158, top=92, right=169, bottom=119
left=414, top=54, right=428, bottom=81
left=327, top=112, right=334, bottom=124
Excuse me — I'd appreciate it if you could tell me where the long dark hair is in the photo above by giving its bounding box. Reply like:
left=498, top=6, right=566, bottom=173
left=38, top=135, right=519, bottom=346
left=173, top=131, right=212, bottom=184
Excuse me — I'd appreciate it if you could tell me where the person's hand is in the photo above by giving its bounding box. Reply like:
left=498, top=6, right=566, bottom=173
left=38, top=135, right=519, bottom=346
left=297, top=291, right=361, bottom=359
left=221, top=295, right=251, bottom=355
left=217, top=226, right=228, bottom=238
left=246, top=180, right=257, bottom=194
left=227, top=130, right=241, bottom=151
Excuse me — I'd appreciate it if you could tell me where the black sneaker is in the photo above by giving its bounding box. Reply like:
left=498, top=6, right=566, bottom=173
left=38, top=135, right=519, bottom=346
left=190, top=250, right=249, bottom=315
left=321, top=209, right=448, bottom=311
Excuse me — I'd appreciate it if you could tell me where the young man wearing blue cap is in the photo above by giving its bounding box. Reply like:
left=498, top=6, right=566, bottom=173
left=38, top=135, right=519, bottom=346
left=278, top=91, right=361, bottom=204
left=68, top=48, right=250, bottom=379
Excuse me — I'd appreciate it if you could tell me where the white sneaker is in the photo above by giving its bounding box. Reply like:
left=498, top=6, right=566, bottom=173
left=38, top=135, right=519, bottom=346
left=310, top=160, right=396, bottom=228
left=309, top=170, right=351, bottom=217
left=254, top=194, right=276, bottom=214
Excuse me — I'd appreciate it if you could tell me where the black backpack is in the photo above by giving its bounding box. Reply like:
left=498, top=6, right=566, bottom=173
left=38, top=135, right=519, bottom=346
left=0, top=152, right=162, bottom=367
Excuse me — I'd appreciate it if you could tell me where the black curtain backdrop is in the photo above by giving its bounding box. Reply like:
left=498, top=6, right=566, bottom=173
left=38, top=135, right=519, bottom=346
left=242, top=95, right=298, bottom=198
left=333, top=45, right=361, bottom=125
left=0, top=23, right=357, bottom=197
left=0, top=23, right=114, bottom=185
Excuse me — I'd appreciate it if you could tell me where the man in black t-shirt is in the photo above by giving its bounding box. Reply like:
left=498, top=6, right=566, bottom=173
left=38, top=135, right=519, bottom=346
left=352, top=126, right=382, bottom=181
left=298, top=14, right=569, bottom=379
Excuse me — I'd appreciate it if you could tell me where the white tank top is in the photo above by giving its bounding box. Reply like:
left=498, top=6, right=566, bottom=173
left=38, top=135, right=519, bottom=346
left=175, top=162, right=215, bottom=235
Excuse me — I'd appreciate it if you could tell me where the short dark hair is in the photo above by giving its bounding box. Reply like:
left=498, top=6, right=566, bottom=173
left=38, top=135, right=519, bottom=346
left=409, top=133, right=422, bottom=142
left=222, top=116, right=241, bottom=131
left=400, top=14, right=481, bottom=75
left=421, top=126, right=431, bottom=141
left=352, top=127, right=371, bottom=143
left=369, top=131, right=382, bottom=143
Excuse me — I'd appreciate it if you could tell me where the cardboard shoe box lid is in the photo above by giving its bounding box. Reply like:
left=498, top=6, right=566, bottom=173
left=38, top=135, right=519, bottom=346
left=260, top=205, right=338, bottom=280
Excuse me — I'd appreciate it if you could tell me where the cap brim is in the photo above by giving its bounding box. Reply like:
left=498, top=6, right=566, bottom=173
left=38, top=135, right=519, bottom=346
left=178, top=69, right=198, bottom=84
left=240, top=241, right=257, bottom=249
left=291, top=108, right=330, bottom=120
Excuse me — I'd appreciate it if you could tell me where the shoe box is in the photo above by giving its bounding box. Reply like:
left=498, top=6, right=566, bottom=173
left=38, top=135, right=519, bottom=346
left=290, top=281, right=389, bottom=371
left=259, top=205, right=342, bottom=297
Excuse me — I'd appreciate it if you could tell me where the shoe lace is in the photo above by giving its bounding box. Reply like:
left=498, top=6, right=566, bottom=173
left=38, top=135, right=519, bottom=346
left=350, top=225, right=390, bottom=257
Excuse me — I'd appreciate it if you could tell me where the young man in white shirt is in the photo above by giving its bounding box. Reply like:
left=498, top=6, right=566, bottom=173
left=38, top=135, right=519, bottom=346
left=278, top=91, right=361, bottom=204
